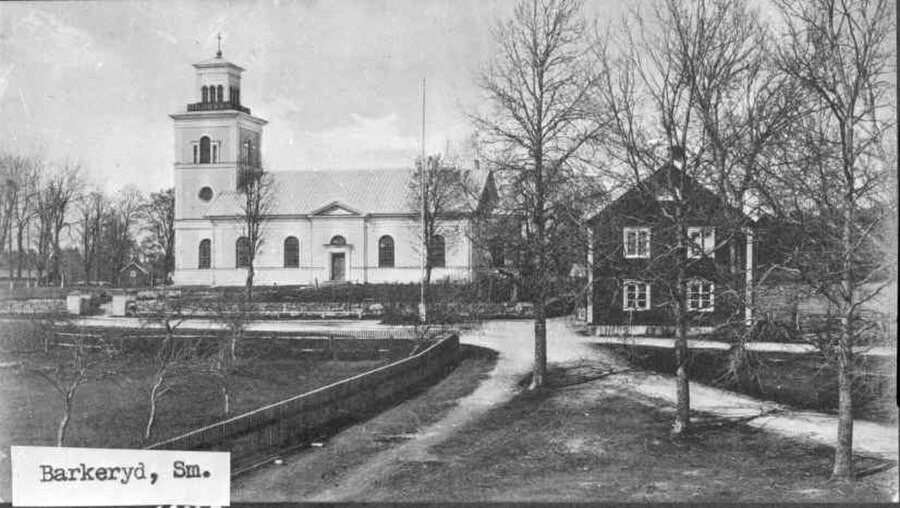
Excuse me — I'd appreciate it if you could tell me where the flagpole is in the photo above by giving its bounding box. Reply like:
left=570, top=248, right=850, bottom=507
left=419, top=77, right=427, bottom=324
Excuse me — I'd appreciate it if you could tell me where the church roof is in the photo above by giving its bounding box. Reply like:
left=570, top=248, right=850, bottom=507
left=204, top=168, right=490, bottom=217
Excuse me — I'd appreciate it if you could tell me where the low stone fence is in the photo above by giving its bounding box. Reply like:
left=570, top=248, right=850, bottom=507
left=133, top=300, right=534, bottom=320
left=148, top=332, right=460, bottom=472
left=0, top=299, right=66, bottom=315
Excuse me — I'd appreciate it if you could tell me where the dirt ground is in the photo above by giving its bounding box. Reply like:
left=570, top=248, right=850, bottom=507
left=233, top=319, right=898, bottom=502
left=352, top=364, right=898, bottom=502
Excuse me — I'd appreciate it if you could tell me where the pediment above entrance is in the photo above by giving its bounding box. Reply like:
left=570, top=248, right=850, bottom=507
left=311, top=201, right=362, bottom=216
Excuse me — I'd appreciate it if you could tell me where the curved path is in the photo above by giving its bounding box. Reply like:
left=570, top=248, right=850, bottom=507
left=234, top=318, right=897, bottom=501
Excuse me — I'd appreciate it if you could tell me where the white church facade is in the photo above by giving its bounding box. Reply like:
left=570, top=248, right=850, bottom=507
left=172, top=51, right=493, bottom=287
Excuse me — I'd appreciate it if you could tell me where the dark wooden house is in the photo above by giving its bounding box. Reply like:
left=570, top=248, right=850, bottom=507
left=119, top=261, right=152, bottom=288
left=586, top=163, right=752, bottom=330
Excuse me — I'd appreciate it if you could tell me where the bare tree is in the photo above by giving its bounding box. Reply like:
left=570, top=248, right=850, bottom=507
left=34, top=164, right=81, bottom=286
left=76, top=190, right=107, bottom=284
left=106, top=186, right=145, bottom=285
left=237, top=169, right=276, bottom=301
left=595, top=0, right=790, bottom=434
left=0, top=153, right=41, bottom=287
left=140, top=188, right=175, bottom=285
left=765, top=0, right=895, bottom=479
left=19, top=321, right=117, bottom=446
left=408, top=155, right=470, bottom=287
left=473, top=0, right=606, bottom=388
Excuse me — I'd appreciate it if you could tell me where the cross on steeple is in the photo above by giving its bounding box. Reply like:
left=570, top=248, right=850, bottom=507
left=216, top=33, right=222, bottom=58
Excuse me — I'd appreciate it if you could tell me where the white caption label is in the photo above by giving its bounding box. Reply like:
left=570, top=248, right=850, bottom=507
left=11, top=446, right=229, bottom=507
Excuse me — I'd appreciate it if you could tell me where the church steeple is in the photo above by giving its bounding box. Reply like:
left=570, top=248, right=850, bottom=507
left=186, top=39, right=248, bottom=114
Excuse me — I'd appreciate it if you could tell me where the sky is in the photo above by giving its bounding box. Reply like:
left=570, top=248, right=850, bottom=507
left=0, top=0, right=631, bottom=194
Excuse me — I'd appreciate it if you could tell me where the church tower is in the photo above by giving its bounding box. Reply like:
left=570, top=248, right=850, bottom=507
left=171, top=43, right=268, bottom=221
left=171, top=43, right=267, bottom=285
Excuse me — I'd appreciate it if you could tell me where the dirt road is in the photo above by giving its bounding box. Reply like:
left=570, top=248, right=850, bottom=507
left=234, top=318, right=897, bottom=501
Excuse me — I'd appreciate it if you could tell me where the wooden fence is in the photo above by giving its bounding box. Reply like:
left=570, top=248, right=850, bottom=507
left=147, top=332, right=460, bottom=472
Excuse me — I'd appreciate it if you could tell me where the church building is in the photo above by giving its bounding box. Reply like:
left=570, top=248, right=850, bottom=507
left=172, top=50, right=494, bottom=287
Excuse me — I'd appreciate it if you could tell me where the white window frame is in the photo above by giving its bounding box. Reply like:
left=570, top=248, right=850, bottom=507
left=623, top=227, right=651, bottom=259
left=687, top=279, right=715, bottom=312
left=687, top=226, right=715, bottom=259
left=623, top=280, right=651, bottom=311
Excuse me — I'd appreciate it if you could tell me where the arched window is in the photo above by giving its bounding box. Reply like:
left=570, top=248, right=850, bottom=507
left=429, top=235, right=446, bottom=268
left=330, top=235, right=346, bottom=246
left=236, top=236, right=250, bottom=268
left=209, top=86, right=217, bottom=103
left=198, top=239, right=211, bottom=269
left=284, top=236, right=299, bottom=268
left=199, top=136, right=211, bottom=164
left=202, top=86, right=208, bottom=103
left=378, top=235, right=395, bottom=268
left=217, top=85, right=224, bottom=103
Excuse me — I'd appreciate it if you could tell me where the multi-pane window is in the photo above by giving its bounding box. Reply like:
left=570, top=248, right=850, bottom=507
left=378, top=235, right=395, bottom=268
left=236, top=236, right=250, bottom=268
left=687, top=279, right=715, bottom=312
left=198, top=239, right=211, bottom=269
left=687, top=227, right=715, bottom=258
left=623, top=227, right=651, bottom=258
left=623, top=281, right=650, bottom=311
left=429, top=235, right=446, bottom=268
left=284, top=236, right=299, bottom=268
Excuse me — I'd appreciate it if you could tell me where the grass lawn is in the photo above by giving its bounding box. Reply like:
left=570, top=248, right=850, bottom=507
left=599, top=344, right=898, bottom=424
left=361, top=364, right=897, bottom=502
left=0, top=332, right=401, bottom=501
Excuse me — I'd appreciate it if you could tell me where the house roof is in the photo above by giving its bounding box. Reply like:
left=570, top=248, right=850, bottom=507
left=120, top=261, right=149, bottom=274
left=204, top=168, right=491, bottom=218
left=586, top=164, right=748, bottom=224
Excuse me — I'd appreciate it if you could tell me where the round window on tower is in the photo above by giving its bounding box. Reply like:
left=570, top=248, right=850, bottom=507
left=199, top=186, right=214, bottom=202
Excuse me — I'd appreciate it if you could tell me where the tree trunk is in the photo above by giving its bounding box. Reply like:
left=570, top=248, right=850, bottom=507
left=245, top=265, right=254, bottom=301
left=56, top=402, right=71, bottom=447
left=672, top=202, right=691, bottom=436
left=56, top=388, right=79, bottom=447
left=16, top=227, right=24, bottom=280
left=831, top=326, right=854, bottom=480
left=832, top=189, right=856, bottom=480
left=221, top=385, right=230, bottom=416
left=673, top=325, right=691, bottom=435
left=144, top=375, right=165, bottom=441
left=529, top=303, right=547, bottom=389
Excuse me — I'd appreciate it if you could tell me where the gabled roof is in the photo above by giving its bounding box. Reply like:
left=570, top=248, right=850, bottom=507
left=120, top=260, right=149, bottom=274
left=587, top=164, right=748, bottom=224
left=204, top=167, right=492, bottom=218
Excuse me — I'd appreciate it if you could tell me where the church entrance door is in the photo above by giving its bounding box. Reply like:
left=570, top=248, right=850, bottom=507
left=331, top=252, right=345, bottom=281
